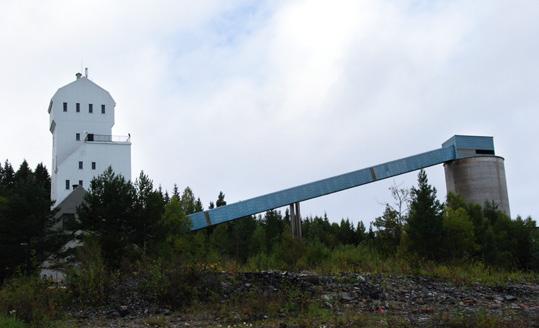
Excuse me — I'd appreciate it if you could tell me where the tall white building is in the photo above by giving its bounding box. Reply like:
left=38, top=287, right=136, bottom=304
left=49, top=70, right=131, bottom=206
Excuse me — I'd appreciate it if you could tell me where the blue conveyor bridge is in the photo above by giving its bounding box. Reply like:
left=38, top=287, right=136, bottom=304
left=188, top=135, right=496, bottom=231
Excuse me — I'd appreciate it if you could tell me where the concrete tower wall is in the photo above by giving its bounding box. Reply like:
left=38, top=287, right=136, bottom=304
left=49, top=73, right=131, bottom=205
left=444, top=156, right=510, bottom=216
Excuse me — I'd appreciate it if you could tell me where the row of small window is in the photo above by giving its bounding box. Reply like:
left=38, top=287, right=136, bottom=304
left=78, top=161, right=97, bottom=170
left=65, top=179, right=83, bottom=190
left=63, top=102, right=106, bottom=114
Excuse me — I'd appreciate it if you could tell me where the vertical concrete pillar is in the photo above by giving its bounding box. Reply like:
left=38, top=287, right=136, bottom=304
left=289, top=203, right=303, bottom=238
left=295, top=202, right=302, bottom=239
left=289, top=204, right=296, bottom=238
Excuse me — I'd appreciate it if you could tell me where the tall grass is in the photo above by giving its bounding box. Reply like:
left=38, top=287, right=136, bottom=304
left=0, top=315, right=26, bottom=328
left=0, top=275, right=67, bottom=326
left=65, top=236, right=113, bottom=305
left=240, top=243, right=539, bottom=285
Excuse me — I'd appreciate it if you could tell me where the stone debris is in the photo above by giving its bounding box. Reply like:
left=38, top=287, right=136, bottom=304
left=69, top=271, right=539, bottom=327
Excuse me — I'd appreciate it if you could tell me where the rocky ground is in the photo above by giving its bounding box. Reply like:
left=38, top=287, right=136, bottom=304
left=67, top=272, right=539, bottom=327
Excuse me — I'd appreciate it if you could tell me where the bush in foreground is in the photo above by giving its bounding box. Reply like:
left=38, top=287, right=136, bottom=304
left=0, top=275, right=67, bottom=326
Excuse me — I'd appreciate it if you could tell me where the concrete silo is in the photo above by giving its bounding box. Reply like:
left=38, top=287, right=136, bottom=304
left=442, top=136, right=510, bottom=216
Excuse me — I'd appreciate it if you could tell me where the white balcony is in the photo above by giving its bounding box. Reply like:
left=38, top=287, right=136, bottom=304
left=84, top=133, right=131, bottom=144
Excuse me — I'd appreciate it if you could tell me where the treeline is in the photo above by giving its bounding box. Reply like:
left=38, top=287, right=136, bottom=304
left=1, top=159, right=538, bottom=285
left=0, top=160, right=54, bottom=282
left=68, top=166, right=539, bottom=273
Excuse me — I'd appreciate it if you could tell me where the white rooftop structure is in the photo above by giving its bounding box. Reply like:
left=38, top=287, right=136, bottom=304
left=49, top=70, right=131, bottom=206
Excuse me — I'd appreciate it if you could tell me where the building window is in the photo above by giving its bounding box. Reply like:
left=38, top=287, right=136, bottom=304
left=78, top=161, right=83, bottom=169
left=76, top=133, right=80, bottom=141
left=89, top=104, right=93, bottom=113
left=101, top=104, right=106, bottom=114
left=92, top=162, right=96, bottom=170
left=79, top=180, right=83, bottom=187
left=63, top=102, right=67, bottom=112
left=76, top=103, right=80, bottom=112
left=65, top=180, right=70, bottom=190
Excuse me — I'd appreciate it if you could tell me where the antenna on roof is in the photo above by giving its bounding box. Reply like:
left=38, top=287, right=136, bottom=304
left=84, top=67, right=88, bottom=78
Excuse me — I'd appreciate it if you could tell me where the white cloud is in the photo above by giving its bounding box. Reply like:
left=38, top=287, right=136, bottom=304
left=0, top=0, right=537, bottom=224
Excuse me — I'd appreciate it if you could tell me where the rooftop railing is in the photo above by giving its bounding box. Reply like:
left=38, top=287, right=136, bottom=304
left=84, top=133, right=130, bottom=143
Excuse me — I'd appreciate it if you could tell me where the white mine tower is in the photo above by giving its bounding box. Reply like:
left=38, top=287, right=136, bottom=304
left=48, top=69, right=131, bottom=208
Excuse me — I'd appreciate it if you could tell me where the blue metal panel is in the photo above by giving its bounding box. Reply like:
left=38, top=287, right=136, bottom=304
left=442, top=135, right=494, bottom=158
left=188, top=136, right=476, bottom=230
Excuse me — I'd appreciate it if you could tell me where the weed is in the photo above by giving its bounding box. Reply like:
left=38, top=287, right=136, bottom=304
left=143, top=315, right=168, bottom=327
left=0, top=275, right=67, bottom=326
left=65, top=236, right=116, bottom=305
left=0, top=314, right=26, bottom=328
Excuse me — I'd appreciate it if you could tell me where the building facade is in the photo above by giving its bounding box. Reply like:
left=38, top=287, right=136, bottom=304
left=49, top=71, right=131, bottom=206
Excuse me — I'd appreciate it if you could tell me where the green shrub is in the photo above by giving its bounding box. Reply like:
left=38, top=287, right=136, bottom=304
left=0, top=276, right=67, bottom=325
left=244, top=252, right=277, bottom=271
left=137, top=258, right=170, bottom=303
left=0, top=315, right=26, bottom=328
left=137, top=257, right=207, bottom=308
left=65, top=236, right=115, bottom=305
left=299, top=240, right=331, bottom=268
left=272, top=230, right=305, bottom=270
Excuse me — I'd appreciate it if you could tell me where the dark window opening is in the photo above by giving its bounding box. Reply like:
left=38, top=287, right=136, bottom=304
left=92, top=162, right=96, bottom=170
left=87, top=133, right=94, bottom=141
left=89, top=104, right=93, bottom=113
left=65, top=180, right=70, bottom=190
left=101, top=104, right=106, bottom=114
left=78, top=161, right=83, bottom=169
left=76, top=103, right=80, bottom=112
left=76, top=133, right=80, bottom=141
left=79, top=180, right=83, bottom=187
left=475, top=149, right=495, bottom=155
left=63, top=102, right=67, bottom=112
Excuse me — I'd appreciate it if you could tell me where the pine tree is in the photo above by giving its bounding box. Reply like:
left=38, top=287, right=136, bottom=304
left=216, top=191, right=226, bottom=207
left=77, top=167, right=136, bottom=267
left=0, top=160, right=15, bottom=191
left=194, top=197, right=203, bottom=212
left=356, top=221, right=366, bottom=245
left=405, top=170, right=443, bottom=260
left=132, top=171, right=165, bottom=253
left=337, top=219, right=356, bottom=245
left=0, top=161, right=53, bottom=279
left=373, top=205, right=402, bottom=255
left=180, top=187, right=196, bottom=215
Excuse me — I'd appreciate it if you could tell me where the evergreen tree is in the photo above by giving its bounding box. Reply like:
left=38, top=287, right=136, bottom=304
left=405, top=170, right=443, bottom=260
left=263, top=210, right=284, bottom=253
left=132, top=171, right=165, bottom=253
left=0, top=161, right=53, bottom=280
left=172, top=184, right=180, bottom=199
left=511, top=216, right=537, bottom=270
left=229, top=216, right=257, bottom=262
left=441, top=208, right=476, bottom=260
left=373, top=205, right=402, bottom=255
left=160, top=193, right=192, bottom=260
left=34, top=163, right=51, bottom=195
left=77, top=167, right=136, bottom=267
left=0, top=160, right=15, bottom=191
left=180, top=187, right=196, bottom=215
left=194, top=197, right=203, bottom=212
left=337, top=219, right=356, bottom=245
left=216, top=191, right=226, bottom=207
left=356, top=221, right=366, bottom=245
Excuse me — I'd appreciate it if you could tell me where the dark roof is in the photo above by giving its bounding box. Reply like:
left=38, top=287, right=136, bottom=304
left=53, top=186, right=87, bottom=219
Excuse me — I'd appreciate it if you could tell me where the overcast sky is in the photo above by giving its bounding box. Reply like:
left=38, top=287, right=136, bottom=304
left=1, top=0, right=538, bottom=225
